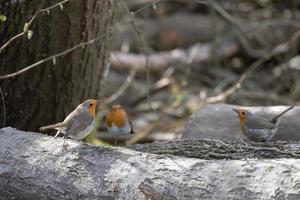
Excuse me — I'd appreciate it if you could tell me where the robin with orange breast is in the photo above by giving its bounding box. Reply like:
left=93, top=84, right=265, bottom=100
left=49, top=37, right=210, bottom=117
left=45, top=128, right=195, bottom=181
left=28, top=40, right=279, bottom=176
left=40, top=99, right=99, bottom=150
left=105, top=104, right=135, bottom=139
left=233, top=106, right=294, bottom=142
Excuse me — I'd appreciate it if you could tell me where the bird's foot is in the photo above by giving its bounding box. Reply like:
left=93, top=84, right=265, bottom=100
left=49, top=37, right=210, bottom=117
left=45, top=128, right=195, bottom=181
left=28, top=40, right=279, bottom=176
left=62, top=142, right=69, bottom=151
left=240, top=138, right=251, bottom=146
left=114, top=137, right=119, bottom=146
left=54, top=131, right=61, bottom=138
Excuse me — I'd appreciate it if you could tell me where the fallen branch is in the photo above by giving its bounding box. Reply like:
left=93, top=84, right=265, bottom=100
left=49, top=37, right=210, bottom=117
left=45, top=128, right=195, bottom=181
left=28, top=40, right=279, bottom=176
left=110, top=38, right=239, bottom=71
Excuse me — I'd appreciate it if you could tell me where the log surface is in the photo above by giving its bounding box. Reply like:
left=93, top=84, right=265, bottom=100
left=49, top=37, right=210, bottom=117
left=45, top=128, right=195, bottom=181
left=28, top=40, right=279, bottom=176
left=1, top=127, right=300, bottom=200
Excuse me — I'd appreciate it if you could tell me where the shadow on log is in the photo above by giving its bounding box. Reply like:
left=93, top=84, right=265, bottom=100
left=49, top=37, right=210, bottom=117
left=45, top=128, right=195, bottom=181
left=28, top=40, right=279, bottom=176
left=1, top=127, right=300, bottom=199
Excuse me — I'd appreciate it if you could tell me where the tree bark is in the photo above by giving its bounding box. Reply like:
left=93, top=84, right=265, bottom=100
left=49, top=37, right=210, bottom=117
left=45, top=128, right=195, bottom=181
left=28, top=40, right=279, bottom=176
left=1, top=127, right=300, bottom=200
left=0, top=0, right=113, bottom=131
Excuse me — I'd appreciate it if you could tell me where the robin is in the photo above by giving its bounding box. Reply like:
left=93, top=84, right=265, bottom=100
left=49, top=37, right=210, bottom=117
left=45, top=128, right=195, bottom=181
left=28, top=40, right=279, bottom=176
left=233, top=106, right=294, bottom=142
left=40, top=99, right=99, bottom=150
left=105, top=104, right=135, bottom=140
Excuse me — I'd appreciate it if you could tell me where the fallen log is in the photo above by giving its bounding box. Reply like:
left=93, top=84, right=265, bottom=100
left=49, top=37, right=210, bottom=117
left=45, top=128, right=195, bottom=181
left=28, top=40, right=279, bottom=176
left=1, top=127, right=300, bottom=199
left=113, top=13, right=228, bottom=51
left=110, top=37, right=239, bottom=71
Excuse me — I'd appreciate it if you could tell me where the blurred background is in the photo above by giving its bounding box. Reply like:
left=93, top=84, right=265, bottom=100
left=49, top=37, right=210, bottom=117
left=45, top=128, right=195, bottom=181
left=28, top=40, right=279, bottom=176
left=1, top=0, right=300, bottom=145
left=97, top=0, right=300, bottom=144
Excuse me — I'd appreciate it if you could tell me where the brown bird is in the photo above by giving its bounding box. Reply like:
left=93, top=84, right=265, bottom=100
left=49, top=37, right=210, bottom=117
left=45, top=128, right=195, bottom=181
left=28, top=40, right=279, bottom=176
left=40, top=99, right=99, bottom=150
left=105, top=104, right=134, bottom=135
left=233, top=106, right=294, bottom=142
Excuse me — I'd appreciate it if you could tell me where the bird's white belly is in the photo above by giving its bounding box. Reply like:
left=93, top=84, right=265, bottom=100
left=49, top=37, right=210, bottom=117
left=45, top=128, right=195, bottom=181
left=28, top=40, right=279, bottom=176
left=244, top=127, right=278, bottom=142
left=107, top=123, right=131, bottom=135
left=70, top=120, right=95, bottom=140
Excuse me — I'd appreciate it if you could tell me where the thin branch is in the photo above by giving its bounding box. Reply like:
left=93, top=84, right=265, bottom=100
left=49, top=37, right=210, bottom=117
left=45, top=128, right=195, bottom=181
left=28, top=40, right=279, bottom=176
left=133, top=0, right=162, bottom=14
left=0, top=0, right=162, bottom=80
left=104, top=68, right=137, bottom=104
left=0, top=87, right=6, bottom=127
left=196, top=0, right=268, bottom=58
left=119, top=0, right=154, bottom=110
left=0, top=0, right=72, bottom=53
left=0, top=34, right=108, bottom=80
left=204, top=29, right=300, bottom=103
left=205, top=55, right=269, bottom=103
left=40, top=0, right=71, bottom=13
left=0, top=0, right=46, bottom=53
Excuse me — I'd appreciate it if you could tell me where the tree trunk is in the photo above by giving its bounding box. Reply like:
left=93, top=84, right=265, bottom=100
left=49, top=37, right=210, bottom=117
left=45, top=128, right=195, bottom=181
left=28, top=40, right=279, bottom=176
left=0, top=0, right=114, bottom=131
left=1, top=127, right=300, bottom=200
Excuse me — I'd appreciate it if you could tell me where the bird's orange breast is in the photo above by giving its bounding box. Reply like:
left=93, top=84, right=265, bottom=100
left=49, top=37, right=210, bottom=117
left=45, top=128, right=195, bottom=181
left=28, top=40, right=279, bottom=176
left=105, top=109, right=126, bottom=128
left=87, top=100, right=97, bottom=117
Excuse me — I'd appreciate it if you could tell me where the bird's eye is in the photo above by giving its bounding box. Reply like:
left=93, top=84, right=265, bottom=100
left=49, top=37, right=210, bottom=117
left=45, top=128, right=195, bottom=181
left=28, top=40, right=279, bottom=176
left=241, top=111, right=245, bottom=115
left=89, top=103, right=93, bottom=107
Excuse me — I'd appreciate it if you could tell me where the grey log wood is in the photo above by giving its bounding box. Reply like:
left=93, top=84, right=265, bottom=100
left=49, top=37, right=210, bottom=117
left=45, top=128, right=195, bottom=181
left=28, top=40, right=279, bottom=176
left=1, top=127, right=300, bottom=200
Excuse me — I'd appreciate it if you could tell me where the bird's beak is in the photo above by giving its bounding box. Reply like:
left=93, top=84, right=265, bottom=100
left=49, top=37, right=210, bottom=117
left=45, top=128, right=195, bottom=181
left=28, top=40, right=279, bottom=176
left=232, top=108, right=239, bottom=114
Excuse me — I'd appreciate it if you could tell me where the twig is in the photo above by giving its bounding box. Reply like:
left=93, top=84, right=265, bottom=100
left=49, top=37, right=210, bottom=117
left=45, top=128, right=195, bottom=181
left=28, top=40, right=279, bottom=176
left=0, top=0, right=161, bottom=81
left=196, top=0, right=268, bottom=58
left=205, top=55, right=270, bottom=103
left=40, top=0, right=71, bottom=12
left=130, top=75, right=174, bottom=106
left=0, top=34, right=108, bottom=80
left=0, top=0, right=73, bottom=53
left=0, top=0, right=46, bottom=53
left=0, top=0, right=74, bottom=53
left=0, top=87, right=6, bottom=127
left=132, top=0, right=162, bottom=14
left=204, top=29, right=300, bottom=103
left=119, top=0, right=154, bottom=110
left=126, top=124, right=156, bottom=145
left=104, top=68, right=137, bottom=104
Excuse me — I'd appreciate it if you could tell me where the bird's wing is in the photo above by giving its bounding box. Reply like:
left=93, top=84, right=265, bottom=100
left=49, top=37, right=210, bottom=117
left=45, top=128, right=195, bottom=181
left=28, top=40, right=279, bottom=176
left=129, top=120, right=135, bottom=134
left=246, top=116, right=276, bottom=129
left=64, top=112, right=93, bottom=138
left=64, top=121, right=90, bottom=138
left=63, top=108, right=82, bottom=124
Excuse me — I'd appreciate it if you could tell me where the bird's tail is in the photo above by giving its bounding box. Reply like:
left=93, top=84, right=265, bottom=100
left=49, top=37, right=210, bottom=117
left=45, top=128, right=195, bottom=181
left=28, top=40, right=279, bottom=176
left=39, top=122, right=64, bottom=131
left=129, top=121, right=135, bottom=134
left=270, top=106, right=294, bottom=123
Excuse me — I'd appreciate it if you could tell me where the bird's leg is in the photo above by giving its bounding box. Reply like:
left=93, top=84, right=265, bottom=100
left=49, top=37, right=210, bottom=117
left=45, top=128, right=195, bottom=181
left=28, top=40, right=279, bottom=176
left=114, top=136, right=119, bottom=146
left=239, top=137, right=251, bottom=146
left=54, top=130, right=61, bottom=138
left=240, top=138, right=247, bottom=145
left=62, top=138, right=69, bottom=151
left=239, top=132, right=251, bottom=146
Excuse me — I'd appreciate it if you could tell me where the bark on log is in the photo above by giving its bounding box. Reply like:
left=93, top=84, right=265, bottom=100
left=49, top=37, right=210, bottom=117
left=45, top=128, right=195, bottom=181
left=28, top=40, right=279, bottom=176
left=1, top=127, right=300, bottom=200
